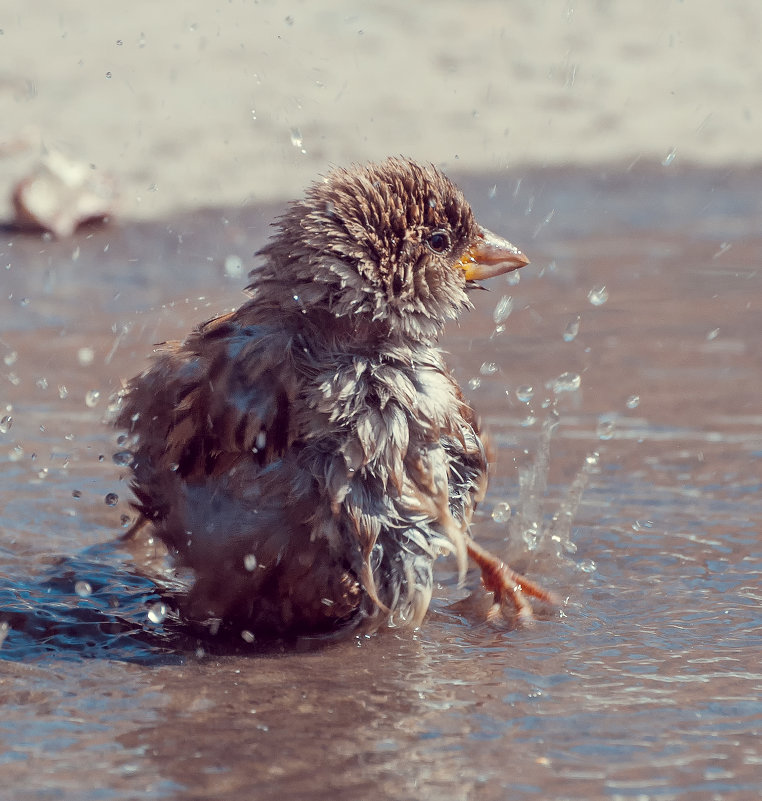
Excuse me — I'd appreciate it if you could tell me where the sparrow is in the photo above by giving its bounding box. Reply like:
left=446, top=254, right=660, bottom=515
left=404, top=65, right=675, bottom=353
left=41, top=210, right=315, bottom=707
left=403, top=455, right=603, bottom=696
left=115, top=157, right=555, bottom=641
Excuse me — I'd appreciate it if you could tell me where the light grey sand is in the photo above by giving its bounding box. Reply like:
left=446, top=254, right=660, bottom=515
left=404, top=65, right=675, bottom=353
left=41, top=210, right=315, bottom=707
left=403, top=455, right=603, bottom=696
left=1, top=0, right=760, bottom=220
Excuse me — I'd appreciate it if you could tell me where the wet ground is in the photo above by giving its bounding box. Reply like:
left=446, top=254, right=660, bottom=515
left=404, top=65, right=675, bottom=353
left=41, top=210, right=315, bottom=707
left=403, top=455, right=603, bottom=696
left=1, top=166, right=761, bottom=800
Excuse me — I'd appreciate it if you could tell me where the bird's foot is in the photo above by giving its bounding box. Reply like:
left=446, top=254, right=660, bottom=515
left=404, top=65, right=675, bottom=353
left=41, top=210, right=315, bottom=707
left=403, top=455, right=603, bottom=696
left=466, top=540, right=558, bottom=625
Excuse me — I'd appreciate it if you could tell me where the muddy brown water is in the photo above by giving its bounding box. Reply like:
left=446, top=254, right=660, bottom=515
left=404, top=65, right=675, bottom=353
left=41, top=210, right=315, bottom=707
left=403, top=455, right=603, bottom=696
left=1, top=167, right=761, bottom=800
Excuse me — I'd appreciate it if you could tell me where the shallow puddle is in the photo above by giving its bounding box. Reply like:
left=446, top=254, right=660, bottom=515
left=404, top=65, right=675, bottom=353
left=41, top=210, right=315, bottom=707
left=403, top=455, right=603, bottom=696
left=1, top=167, right=761, bottom=800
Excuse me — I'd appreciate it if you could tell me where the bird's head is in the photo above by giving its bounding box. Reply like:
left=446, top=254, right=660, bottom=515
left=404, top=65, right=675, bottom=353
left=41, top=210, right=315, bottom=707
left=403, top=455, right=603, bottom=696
left=253, top=158, right=528, bottom=342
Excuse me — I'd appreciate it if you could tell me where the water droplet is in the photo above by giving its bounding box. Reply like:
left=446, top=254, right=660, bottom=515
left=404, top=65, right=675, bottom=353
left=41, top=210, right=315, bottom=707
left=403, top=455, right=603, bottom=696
left=706, top=328, right=720, bottom=341
left=516, top=385, right=534, bottom=403
left=588, top=286, right=608, bottom=306
left=550, top=371, right=581, bottom=394
left=243, top=554, right=258, bottom=571
left=19, top=297, right=30, bottom=307
left=120, top=514, right=131, bottom=528
left=577, top=559, right=597, bottom=573
left=0, top=415, right=12, bottom=434
left=241, top=630, right=255, bottom=643
left=147, top=602, right=168, bottom=624
left=480, top=362, right=498, bottom=376
left=58, top=385, right=69, bottom=399
left=105, top=71, right=112, bottom=79
left=467, top=377, right=482, bottom=391
left=255, top=430, right=267, bottom=450
left=520, top=413, right=537, bottom=428
left=585, top=452, right=600, bottom=467
left=112, top=450, right=134, bottom=466
left=78, top=347, right=95, bottom=366
left=563, top=315, right=581, bottom=342
left=521, top=522, right=540, bottom=550
left=75, top=580, right=92, bottom=597
left=596, top=415, right=616, bottom=440
left=661, top=147, right=677, bottom=167
left=104, top=492, right=119, bottom=506
left=85, top=390, right=101, bottom=408
left=72, top=489, right=82, bottom=499
left=626, top=394, right=640, bottom=409
left=505, top=270, right=521, bottom=286
left=289, top=127, right=307, bottom=154
left=493, top=295, right=513, bottom=325
left=116, top=39, right=123, bottom=46
left=3, top=351, right=17, bottom=366
left=224, top=254, right=243, bottom=278
left=712, top=242, right=732, bottom=260
left=632, top=519, right=655, bottom=532
left=491, top=501, right=512, bottom=523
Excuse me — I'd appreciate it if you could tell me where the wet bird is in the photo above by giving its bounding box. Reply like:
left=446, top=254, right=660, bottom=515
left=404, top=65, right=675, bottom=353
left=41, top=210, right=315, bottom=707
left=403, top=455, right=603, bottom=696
left=116, top=157, right=555, bottom=641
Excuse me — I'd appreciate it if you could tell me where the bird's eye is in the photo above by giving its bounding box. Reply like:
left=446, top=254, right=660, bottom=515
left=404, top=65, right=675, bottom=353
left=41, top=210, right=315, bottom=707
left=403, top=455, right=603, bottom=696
left=427, top=229, right=452, bottom=254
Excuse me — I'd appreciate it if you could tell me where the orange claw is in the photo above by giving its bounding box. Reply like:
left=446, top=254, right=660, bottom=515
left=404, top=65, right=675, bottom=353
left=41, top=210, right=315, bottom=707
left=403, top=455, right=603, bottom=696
left=467, top=539, right=558, bottom=624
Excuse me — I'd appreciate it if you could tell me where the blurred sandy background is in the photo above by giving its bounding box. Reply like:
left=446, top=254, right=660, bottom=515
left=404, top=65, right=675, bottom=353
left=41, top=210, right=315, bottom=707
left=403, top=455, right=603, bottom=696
left=1, top=0, right=760, bottom=220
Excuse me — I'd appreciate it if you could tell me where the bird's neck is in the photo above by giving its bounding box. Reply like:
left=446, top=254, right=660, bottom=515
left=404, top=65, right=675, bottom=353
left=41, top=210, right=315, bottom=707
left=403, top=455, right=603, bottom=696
left=242, top=290, right=442, bottom=360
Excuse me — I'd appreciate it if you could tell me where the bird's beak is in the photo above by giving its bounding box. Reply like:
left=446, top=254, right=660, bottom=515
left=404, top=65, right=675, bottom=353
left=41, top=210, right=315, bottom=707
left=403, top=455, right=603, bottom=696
left=458, top=226, right=529, bottom=281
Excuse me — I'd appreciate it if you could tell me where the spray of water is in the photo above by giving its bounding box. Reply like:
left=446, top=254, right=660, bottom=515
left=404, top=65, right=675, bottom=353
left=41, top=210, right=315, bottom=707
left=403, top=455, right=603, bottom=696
left=506, top=409, right=599, bottom=570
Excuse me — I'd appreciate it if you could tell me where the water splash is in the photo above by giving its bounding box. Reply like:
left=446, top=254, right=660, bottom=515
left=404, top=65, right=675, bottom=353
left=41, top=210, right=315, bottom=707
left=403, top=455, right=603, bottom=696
left=511, top=412, right=559, bottom=551
left=493, top=295, right=513, bottom=325
left=503, top=410, right=599, bottom=569
left=515, top=385, right=534, bottom=403
left=587, top=286, right=609, bottom=306
left=547, top=452, right=600, bottom=558
left=596, top=414, right=617, bottom=440
left=491, top=501, right=512, bottom=523
left=224, top=254, right=244, bottom=279
left=289, top=128, right=307, bottom=154
left=85, top=390, right=101, bottom=408
left=563, top=315, right=581, bottom=342
left=78, top=347, right=95, bottom=366
left=548, top=371, right=581, bottom=395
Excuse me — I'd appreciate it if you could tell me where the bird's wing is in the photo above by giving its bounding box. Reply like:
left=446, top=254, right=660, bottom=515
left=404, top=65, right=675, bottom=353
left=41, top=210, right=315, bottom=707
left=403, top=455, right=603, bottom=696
left=116, top=312, right=301, bottom=519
